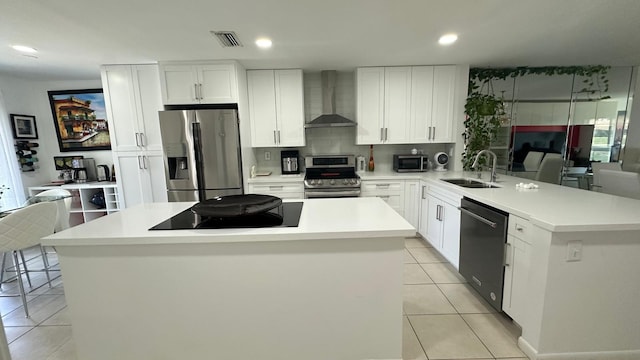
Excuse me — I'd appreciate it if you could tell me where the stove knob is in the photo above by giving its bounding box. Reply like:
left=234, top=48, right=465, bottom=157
left=343, top=179, right=348, bottom=185
left=330, top=179, right=335, bottom=185
left=317, top=179, right=323, bottom=185
left=309, top=180, right=315, bottom=186
left=350, top=179, right=357, bottom=185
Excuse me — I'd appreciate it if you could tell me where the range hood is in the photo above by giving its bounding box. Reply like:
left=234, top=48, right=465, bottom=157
left=305, top=71, right=356, bottom=128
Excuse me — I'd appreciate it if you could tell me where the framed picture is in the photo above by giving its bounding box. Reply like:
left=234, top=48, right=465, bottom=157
left=47, top=89, right=111, bottom=152
left=10, top=114, right=38, bottom=139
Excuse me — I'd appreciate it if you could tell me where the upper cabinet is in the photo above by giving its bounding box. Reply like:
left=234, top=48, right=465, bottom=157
left=159, top=62, right=238, bottom=105
left=247, top=69, right=305, bottom=147
left=101, top=64, right=164, bottom=153
left=356, top=65, right=457, bottom=144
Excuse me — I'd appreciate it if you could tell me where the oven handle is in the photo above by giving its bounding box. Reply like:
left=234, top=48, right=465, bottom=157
left=304, top=190, right=361, bottom=198
left=458, top=207, right=497, bottom=228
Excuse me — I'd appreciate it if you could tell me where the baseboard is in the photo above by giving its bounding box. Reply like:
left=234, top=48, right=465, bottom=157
left=518, top=337, right=640, bottom=359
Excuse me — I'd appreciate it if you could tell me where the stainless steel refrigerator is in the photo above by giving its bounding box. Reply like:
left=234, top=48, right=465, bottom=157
left=159, top=109, right=243, bottom=202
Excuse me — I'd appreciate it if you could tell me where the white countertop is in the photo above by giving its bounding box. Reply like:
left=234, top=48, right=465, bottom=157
left=42, top=197, right=415, bottom=246
left=415, top=171, right=640, bottom=232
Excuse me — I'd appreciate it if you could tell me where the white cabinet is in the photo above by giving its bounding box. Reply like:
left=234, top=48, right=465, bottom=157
left=361, top=180, right=405, bottom=217
left=403, top=180, right=421, bottom=230
left=503, top=214, right=532, bottom=322
left=247, top=181, right=304, bottom=199
left=101, top=64, right=164, bottom=153
left=419, top=182, right=461, bottom=268
left=356, top=66, right=457, bottom=145
left=159, top=62, right=238, bottom=104
left=113, top=152, right=167, bottom=208
left=101, top=64, right=168, bottom=209
left=247, top=69, right=305, bottom=147
left=29, top=183, right=120, bottom=227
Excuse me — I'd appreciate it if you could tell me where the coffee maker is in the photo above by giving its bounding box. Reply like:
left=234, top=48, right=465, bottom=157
left=280, top=150, right=300, bottom=175
left=71, top=158, right=97, bottom=183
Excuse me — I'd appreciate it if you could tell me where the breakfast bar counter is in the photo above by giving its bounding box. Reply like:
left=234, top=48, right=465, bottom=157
left=42, top=197, right=415, bottom=360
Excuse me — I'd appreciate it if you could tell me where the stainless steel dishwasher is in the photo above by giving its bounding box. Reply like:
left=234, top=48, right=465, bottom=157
left=458, top=197, right=509, bottom=312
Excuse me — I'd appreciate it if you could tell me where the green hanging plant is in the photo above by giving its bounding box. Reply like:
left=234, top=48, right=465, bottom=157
left=461, top=91, right=505, bottom=170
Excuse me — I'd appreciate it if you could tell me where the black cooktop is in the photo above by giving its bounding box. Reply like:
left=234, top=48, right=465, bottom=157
left=149, top=202, right=303, bottom=230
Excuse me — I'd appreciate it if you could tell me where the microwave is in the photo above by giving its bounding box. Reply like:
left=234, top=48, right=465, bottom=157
left=393, top=154, right=428, bottom=172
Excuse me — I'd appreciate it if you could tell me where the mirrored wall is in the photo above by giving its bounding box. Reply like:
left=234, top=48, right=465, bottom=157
left=481, top=67, right=636, bottom=189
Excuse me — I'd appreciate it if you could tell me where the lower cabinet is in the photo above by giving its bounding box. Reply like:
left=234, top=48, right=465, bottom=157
left=247, top=181, right=304, bottom=199
left=29, top=183, right=120, bottom=226
left=114, top=151, right=167, bottom=208
left=419, top=181, right=461, bottom=268
left=503, top=214, right=532, bottom=322
left=361, top=180, right=405, bottom=217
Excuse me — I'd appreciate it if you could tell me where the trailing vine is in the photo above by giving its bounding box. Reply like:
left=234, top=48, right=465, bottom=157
left=461, top=65, right=611, bottom=170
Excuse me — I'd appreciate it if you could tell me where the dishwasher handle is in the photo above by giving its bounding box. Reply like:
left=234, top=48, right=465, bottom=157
left=458, top=207, right=497, bottom=228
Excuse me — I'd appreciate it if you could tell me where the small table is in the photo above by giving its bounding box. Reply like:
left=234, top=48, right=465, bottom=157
left=0, top=194, right=71, bottom=218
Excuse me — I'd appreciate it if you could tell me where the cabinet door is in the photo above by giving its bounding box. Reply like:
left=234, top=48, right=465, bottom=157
left=418, top=182, right=429, bottom=237
left=410, top=66, right=434, bottom=143
left=431, top=66, right=456, bottom=142
left=384, top=67, right=412, bottom=144
left=159, top=64, right=199, bottom=105
left=403, top=180, right=421, bottom=230
left=198, top=63, right=238, bottom=104
left=114, top=153, right=147, bottom=208
left=503, top=235, right=531, bottom=322
left=247, top=70, right=278, bottom=147
left=425, top=194, right=442, bottom=248
left=131, top=65, right=164, bottom=152
left=274, top=69, right=305, bottom=147
left=101, top=65, right=140, bottom=152
left=143, top=153, right=168, bottom=203
left=356, top=67, right=385, bottom=144
left=440, top=200, right=461, bottom=269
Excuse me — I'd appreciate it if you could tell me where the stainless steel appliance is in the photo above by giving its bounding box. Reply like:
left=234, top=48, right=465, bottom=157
left=304, top=71, right=356, bottom=128
left=281, top=150, right=300, bottom=175
left=304, top=155, right=361, bottom=198
left=458, top=197, right=509, bottom=312
left=393, top=154, right=429, bottom=172
left=159, top=108, right=243, bottom=202
left=71, top=158, right=96, bottom=182
left=96, top=165, right=110, bottom=181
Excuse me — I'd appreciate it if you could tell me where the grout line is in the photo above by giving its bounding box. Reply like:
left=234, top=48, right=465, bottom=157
left=459, top=313, right=498, bottom=360
left=405, top=315, right=430, bottom=360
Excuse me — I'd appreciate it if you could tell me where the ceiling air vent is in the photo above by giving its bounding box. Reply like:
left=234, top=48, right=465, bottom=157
left=210, top=31, right=243, bottom=47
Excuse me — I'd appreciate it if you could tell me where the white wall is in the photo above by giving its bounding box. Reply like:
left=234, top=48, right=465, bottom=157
left=0, top=74, right=113, bottom=195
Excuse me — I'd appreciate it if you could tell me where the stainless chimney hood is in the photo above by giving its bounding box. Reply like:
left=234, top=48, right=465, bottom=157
left=305, top=71, right=356, bottom=128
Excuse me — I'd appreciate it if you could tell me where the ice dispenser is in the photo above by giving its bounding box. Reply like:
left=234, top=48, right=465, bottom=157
left=165, top=143, right=190, bottom=180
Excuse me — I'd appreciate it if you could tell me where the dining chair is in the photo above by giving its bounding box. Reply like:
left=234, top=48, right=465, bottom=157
left=591, top=162, right=622, bottom=191
left=598, top=169, right=640, bottom=200
left=0, top=202, right=57, bottom=317
left=32, top=189, right=72, bottom=232
left=523, top=151, right=545, bottom=172
left=535, top=155, right=564, bottom=184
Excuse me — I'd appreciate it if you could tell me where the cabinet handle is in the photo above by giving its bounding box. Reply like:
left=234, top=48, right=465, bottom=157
left=516, top=225, right=524, bottom=232
left=421, top=185, right=426, bottom=199
left=137, top=155, right=143, bottom=169
left=504, top=243, right=512, bottom=266
left=139, top=133, right=145, bottom=147
left=143, top=155, right=148, bottom=169
left=199, top=84, right=203, bottom=100
left=273, top=130, right=277, bottom=144
left=384, top=127, right=388, bottom=141
left=194, top=84, right=199, bottom=101
left=376, top=184, right=390, bottom=189
left=269, top=186, right=283, bottom=191
left=134, top=133, right=140, bottom=146
left=437, top=205, right=442, bottom=221
left=432, top=127, right=436, bottom=140
left=277, top=130, right=281, bottom=144
left=380, top=128, right=384, bottom=142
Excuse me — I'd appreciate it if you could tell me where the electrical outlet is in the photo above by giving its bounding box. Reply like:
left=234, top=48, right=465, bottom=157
left=566, top=240, right=582, bottom=262
left=264, top=151, right=271, bottom=161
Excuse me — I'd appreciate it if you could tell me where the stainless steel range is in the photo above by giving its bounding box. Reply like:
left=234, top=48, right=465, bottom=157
left=304, top=155, right=361, bottom=198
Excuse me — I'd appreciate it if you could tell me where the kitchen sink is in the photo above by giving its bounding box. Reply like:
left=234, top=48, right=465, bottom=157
left=440, top=178, right=501, bottom=188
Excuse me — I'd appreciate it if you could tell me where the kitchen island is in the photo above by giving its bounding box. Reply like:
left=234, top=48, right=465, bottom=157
left=42, top=197, right=415, bottom=360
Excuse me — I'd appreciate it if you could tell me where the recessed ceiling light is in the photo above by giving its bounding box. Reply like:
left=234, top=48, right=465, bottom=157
left=255, top=38, right=272, bottom=49
left=12, top=45, right=37, bottom=53
left=438, top=33, right=458, bottom=46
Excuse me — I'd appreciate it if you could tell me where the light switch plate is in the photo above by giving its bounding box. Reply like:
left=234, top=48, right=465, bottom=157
left=264, top=151, right=271, bottom=161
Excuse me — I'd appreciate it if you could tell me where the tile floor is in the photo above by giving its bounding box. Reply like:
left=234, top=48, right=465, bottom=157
left=1, top=240, right=528, bottom=359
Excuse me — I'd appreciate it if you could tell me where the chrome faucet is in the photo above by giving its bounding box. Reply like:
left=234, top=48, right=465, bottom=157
left=472, top=150, right=498, bottom=182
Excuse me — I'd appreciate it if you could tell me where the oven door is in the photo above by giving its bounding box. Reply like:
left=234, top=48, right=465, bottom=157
left=304, top=189, right=361, bottom=198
